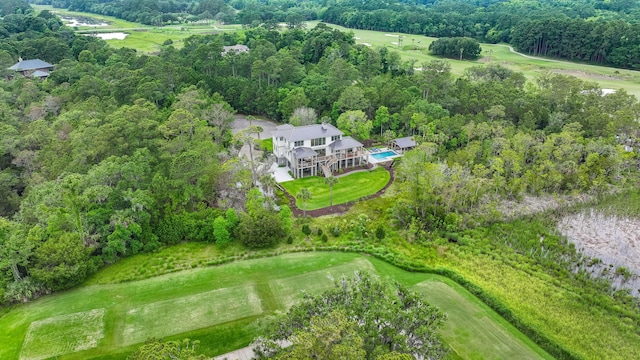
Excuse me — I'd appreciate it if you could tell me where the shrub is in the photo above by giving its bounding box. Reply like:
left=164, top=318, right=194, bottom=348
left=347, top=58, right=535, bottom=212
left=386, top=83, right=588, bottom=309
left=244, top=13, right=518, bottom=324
left=331, top=226, right=341, bottom=237
left=321, top=234, right=328, bottom=243
left=375, top=225, right=386, bottom=240
left=287, top=235, right=293, bottom=244
left=301, top=224, right=311, bottom=237
left=317, top=228, right=323, bottom=236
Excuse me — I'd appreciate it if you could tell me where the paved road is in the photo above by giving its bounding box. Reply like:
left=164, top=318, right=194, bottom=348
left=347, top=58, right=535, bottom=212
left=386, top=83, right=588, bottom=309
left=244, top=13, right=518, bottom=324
left=499, top=44, right=576, bottom=65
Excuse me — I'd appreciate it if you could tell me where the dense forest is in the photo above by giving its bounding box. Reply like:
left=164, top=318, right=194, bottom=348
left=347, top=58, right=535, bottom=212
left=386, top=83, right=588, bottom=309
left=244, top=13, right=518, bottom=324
left=1, top=2, right=640, bottom=358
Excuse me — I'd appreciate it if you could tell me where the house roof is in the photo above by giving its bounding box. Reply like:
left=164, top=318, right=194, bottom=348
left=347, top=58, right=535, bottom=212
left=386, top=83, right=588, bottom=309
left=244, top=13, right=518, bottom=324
left=30, top=70, right=50, bottom=78
left=328, top=136, right=363, bottom=151
left=293, top=147, right=317, bottom=159
left=8, top=59, right=54, bottom=71
left=393, top=136, right=416, bottom=148
left=222, top=44, right=249, bottom=55
left=273, top=123, right=343, bottom=142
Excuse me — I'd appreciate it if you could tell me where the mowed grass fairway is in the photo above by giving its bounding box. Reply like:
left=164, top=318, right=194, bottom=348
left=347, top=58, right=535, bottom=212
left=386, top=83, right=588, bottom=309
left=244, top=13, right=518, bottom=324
left=309, top=21, right=640, bottom=98
left=0, top=252, right=552, bottom=360
left=281, top=167, right=390, bottom=210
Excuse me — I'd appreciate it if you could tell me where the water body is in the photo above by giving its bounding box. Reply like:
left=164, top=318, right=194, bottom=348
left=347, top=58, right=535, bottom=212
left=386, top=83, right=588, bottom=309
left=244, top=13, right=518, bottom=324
left=88, top=32, right=128, bottom=40
left=61, top=17, right=108, bottom=27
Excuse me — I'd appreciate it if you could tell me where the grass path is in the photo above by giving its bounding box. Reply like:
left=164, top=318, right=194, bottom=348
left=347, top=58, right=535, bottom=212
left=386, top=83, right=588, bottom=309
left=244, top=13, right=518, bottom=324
left=0, top=252, right=551, bottom=360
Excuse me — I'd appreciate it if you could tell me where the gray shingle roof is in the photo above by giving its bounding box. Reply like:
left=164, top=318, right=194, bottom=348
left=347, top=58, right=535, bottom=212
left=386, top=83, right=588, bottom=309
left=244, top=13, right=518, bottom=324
left=293, top=147, right=317, bottom=159
left=30, top=70, right=50, bottom=78
left=273, top=123, right=343, bottom=142
left=393, top=136, right=416, bottom=148
left=9, top=59, right=54, bottom=71
left=328, top=136, right=363, bottom=151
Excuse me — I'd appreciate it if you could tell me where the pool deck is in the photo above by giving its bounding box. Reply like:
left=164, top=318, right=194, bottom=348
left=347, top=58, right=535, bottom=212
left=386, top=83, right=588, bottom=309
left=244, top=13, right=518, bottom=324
left=368, top=147, right=403, bottom=164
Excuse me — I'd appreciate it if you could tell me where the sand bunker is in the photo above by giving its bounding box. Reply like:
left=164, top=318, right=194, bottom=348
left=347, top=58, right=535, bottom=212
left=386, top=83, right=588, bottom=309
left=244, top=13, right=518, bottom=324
left=551, top=69, right=623, bottom=81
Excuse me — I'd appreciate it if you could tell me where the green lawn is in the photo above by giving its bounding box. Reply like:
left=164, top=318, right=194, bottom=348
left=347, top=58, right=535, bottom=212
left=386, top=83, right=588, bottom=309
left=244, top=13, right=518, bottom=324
left=0, top=252, right=552, bottom=360
left=281, top=167, right=390, bottom=211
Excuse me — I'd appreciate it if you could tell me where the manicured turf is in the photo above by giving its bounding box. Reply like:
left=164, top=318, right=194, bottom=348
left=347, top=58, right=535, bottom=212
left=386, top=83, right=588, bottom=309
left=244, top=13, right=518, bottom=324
left=280, top=167, right=390, bottom=210
left=0, top=252, right=552, bottom=360
left=21, top=309, right=105, bottom=360
left=412, top=281, right=551, bottom=360
left=121, top=284, right=262, bottom=345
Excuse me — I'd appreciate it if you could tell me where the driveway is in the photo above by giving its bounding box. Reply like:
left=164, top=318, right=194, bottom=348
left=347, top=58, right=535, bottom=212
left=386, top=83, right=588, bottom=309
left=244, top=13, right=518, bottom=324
left=230, top=114, right=279, bottom=139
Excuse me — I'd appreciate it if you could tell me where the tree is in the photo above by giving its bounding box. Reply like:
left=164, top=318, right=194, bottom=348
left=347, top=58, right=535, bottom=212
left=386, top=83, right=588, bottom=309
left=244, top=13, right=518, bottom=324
left=290, top=106, right=318, bottom=126
left=324, top=176, right=339, bottom=210
left=236, top=209, right=285, bottom=249
left=296, top=188, right=312, bottom=217
left=213, top=216, right=230, bottom=246
left=373, top=106, right=390, bottom=136
left=234, top=126, right=262, bottom=186
left=273, top=310, right=366, bottom=360
left=253, top=272, right=447, bottom=359
left=428, top=37, right=481, bottom=60
left=278, top=87, right=309, bottom=120
left=336, top=110, right=373, bottom=140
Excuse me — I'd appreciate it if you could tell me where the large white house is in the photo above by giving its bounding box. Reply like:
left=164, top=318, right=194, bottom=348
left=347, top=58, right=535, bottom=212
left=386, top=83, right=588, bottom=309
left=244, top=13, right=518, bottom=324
left=272, top=122, right=368, bottom=178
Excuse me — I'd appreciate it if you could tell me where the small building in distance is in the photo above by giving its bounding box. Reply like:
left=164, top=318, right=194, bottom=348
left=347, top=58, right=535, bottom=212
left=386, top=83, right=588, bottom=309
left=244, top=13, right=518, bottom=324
left=222, top=45, right=249, bottom=56
left=8, top=58, right=54, bottom=78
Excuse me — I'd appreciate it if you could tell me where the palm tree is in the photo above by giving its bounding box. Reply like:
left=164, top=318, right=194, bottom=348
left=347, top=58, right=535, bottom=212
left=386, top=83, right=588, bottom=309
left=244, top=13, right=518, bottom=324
left=324, top=176, right=339, bottom=210
left=296, top=188, right=312, bottom=217
left=260, top=173, right=277, bottom=198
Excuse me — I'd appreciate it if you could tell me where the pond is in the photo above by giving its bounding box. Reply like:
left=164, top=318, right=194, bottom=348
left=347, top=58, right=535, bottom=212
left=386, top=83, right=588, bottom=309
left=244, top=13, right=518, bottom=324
left=87, top=32, right=128, bottom=40
left=61, top=16, right=108, bottom=27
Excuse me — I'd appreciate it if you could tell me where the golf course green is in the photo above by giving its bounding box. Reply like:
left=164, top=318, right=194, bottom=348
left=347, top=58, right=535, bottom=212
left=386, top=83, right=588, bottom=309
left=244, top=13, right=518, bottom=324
left=0, top=252, right=552, bottom=360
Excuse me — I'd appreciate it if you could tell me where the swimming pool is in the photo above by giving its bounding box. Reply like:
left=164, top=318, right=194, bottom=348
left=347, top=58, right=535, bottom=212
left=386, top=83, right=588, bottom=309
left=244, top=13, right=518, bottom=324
left=371, top=150, right=399, bottom=161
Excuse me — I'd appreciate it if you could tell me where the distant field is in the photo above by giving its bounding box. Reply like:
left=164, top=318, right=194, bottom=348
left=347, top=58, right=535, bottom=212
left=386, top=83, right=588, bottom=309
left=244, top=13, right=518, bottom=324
left=309, top=21, right=640, bottom=98
left=31, top=5, right=640, bottom=96
left=32, top=5, right=240, bottom=53
left=0, top=252, right=552, bottom=360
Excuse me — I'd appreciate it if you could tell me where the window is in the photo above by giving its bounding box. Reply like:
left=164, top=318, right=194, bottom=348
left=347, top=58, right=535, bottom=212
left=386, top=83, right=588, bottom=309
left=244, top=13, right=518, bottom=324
left=311, top=137, right=326, bottom=147
left=331, top=135, right=341, bottom=141
left=294, top=140, right=304, bottom=147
